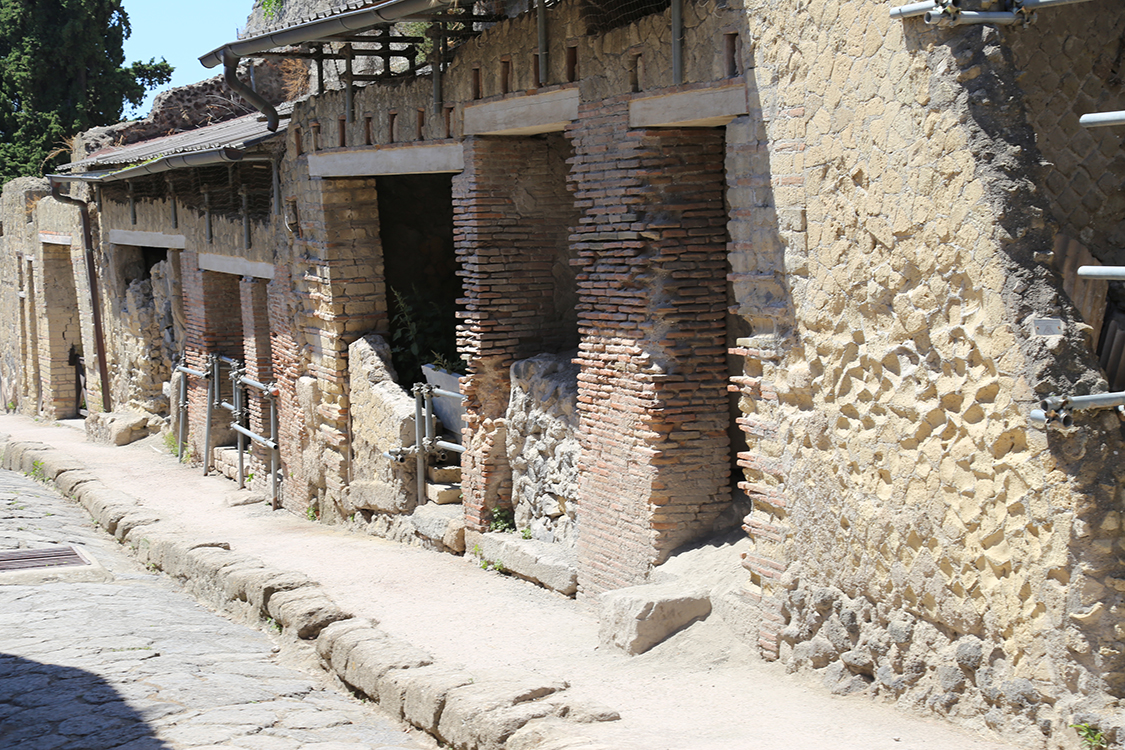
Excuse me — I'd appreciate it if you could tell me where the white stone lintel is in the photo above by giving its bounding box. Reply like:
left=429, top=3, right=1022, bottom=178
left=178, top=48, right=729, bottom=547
left=629, top=82, right=749, bottom=128
left=463, top=87, right=579, bottom=136
left=38, top=232, right=72, bottom=246
left=308, top=142, right=465, bottom=177
left=107, top=229, right=187, bottom=249
left=198, top=252, right=275, bottom=280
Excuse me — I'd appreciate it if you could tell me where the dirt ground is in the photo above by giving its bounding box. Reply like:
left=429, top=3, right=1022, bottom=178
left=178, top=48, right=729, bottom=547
left=0, top=413, right=1025, bottom=750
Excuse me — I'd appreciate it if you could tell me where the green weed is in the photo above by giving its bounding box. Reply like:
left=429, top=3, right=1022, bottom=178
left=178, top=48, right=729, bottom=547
left=1071, top=724, right=1108, bottom=750
left=488, top=507, right=515, bottom=533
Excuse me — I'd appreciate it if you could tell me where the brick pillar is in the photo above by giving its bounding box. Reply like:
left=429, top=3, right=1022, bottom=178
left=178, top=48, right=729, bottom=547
left=453, top=135, right=579, bottom=531
left=240, top=276, right=273, bottom=473
left=568, top=99, right=731, bottom=596
left=289, top=177, right=387, bottom=505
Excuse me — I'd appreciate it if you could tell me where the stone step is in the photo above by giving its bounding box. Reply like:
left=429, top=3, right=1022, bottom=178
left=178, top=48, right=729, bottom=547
left=428, top=464, right=461, bottom=483
left=426, top=482, right=462, bottom=504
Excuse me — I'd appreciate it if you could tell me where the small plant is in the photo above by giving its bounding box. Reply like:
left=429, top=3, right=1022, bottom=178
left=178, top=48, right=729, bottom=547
left=266, top=617, right=282, bottom=634
left=1071, top=724, right=1109, bottom=750
left=471, top=543, right=482, bottom=557
left=28, top=460, right=46, bottom=483
left=479, top=558, right=507, bottom=574
left=245, top=472, right=255, bottom=483
left=163, top=431, right=179, bottom=455
left=306, top=505, right=319, bottom=522
left=262, top=0, right=284, bottom=19
left=521, top=528, right=532, bottom=540
left=488, top=507, right=515, bottom=533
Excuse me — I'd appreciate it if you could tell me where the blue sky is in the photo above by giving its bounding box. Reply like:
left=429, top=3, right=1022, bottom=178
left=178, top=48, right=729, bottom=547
left=121, top=0, right=256, bottom=118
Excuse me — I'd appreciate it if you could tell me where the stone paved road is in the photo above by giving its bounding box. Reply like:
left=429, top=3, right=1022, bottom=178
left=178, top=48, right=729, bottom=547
left=0, top=468, right=429, bottom=750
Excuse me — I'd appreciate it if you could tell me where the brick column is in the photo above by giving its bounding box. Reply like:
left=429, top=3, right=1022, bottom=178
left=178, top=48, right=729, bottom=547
left=289, top=176, right=386, bottom=504
left=453, top=135, right=579, bottom=531
left=568, top=99, right=731, bottom=596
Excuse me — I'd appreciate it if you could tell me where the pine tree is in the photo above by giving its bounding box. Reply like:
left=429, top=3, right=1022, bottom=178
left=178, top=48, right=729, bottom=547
left=0, top=0, right=173, bottom=181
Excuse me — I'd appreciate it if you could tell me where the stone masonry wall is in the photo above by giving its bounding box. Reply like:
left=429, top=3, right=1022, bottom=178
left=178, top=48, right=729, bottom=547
left=1007, top=0, right=1125, bottom=262
left=5, top=189, right=107, bottom=421
left=506, top=351, right=580, bottom=546
left=0, top=178, right=48, bottom=412
left=732, top=0, right=1125, bottom=745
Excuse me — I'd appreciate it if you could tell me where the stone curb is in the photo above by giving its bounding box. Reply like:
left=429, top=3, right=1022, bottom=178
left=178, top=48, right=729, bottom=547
left=0, top=436, right=619, bottom=750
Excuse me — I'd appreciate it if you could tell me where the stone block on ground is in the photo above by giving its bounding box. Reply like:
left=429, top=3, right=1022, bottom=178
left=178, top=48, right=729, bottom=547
left=426, top=481, right=462, bottom=504
left=598, top=581, right=712, bottom=655
left=401, top=665, right=476, bottom=734
left=412, top=503, right=466, bottom=552
left=428, top=463, right=461, bottom=483
left=340, top=629, right=435, bottom=699
left=436, top=671, right=569, bottom=750
left=55, top=469, right=99, bottom=495
left=347, top=479, right=414, bottom=514
left=476, top=533, right=577, bottom=596
left=266, top=586, right=350, bottom=639
left=85, top=411, right=154, bottom=446
left=316, top=618, right=373, bottom=663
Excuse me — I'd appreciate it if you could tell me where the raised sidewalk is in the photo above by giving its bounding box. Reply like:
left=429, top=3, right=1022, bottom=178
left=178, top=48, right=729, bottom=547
left=0, top=413, right=1017, bottom=750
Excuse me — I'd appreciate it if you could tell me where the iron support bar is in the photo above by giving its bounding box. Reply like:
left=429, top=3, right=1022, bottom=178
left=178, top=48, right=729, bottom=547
left=435, top=439, right=465, bottom=454
left=671, top=0, right=683, bottom=85
left=1078, top=265, right=1125, bottom=280
left=431, top=387, right=464, bottom=401
left=414, top=384, right=426, bottom=506
left=537, top=0, right=548, bottom=86
left=1080, top=111, right=1125, bottom=128
left=204, top=356, right=217, bottom=474
left=925, top=10, right=1025, bottom=25
left=345, top=44, right=354, bottom=124
left=177, top=368, right=189, bottom=460
left=432, top=25, right=444, bottom=114
left=270, top=393, right=279, bottom=510
left=890, top=1, right=935, bottom=19
left=239, top=375, right=278, bottom=394
left=1020, top=0, right=1096, bottom=8
left=229, top=363, right=245, bottom=489
left=1031, top=391, right=1125, bottom=428
left=231, top=423, right=279, bottom=450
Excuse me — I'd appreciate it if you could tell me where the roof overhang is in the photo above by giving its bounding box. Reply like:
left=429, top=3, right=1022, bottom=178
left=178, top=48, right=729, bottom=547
left=199, top=0, right=451, bottom=69
left=49, top=147, right=271, bottom=186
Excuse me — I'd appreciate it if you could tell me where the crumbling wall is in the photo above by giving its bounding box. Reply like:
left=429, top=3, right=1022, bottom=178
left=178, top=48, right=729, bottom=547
left=506, top=351, right=580, bottom=545
left=344, top=333, right=417, bottom=518
left=732, top=0, right=1125, bottom=745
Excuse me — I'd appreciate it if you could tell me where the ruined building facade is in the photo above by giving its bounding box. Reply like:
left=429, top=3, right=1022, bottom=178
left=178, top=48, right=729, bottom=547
left=4, top=0, right=1125, bottom=744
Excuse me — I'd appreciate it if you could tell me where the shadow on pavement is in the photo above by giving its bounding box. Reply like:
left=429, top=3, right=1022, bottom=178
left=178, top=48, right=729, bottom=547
left=0, top=652, right=171, bottom=750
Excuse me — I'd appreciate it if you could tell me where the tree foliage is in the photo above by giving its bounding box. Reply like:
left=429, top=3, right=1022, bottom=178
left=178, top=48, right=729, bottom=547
left=0, top=0, right=173, bottom=181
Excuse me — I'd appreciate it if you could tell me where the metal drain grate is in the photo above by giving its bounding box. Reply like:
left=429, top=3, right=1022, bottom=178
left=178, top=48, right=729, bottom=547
left=0, top=546, right=91, bottom=572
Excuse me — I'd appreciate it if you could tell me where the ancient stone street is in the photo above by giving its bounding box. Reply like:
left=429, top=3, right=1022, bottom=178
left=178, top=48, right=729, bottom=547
left=0, top=468, right=428, bottom=750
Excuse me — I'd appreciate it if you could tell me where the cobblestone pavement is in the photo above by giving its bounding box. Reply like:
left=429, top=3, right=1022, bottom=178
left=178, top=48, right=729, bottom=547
left=0, top=468, right=429, bottom=750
